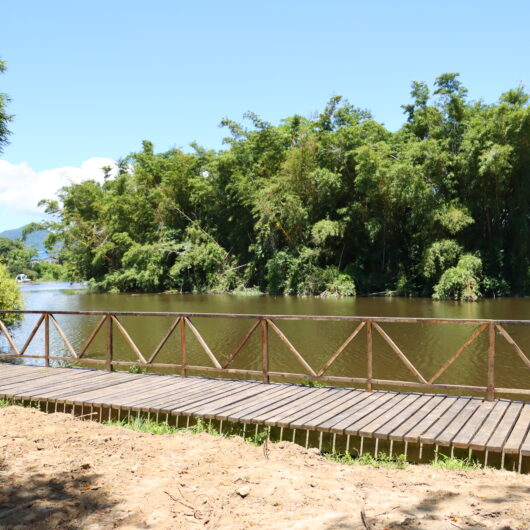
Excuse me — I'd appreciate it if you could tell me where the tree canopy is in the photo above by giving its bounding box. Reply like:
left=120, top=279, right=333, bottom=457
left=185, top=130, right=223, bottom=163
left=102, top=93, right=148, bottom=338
left=41, top=74, right=530, bottom=300
left=0, top=59, right=12, bottom=154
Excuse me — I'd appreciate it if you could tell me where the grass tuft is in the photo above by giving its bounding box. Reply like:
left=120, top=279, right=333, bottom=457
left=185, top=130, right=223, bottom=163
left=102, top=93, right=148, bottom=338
left=430, top=453, right=483, bottom=470
left=325, top=451, right=408, bottom=469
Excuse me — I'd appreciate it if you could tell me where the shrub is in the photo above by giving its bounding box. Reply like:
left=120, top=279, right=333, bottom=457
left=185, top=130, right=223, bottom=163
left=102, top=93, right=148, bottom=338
left=0, top=263, right=23, bottom=326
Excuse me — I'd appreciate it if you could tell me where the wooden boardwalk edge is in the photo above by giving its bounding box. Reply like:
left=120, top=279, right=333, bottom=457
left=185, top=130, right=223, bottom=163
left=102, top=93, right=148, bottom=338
left=1, top=364, right=529, bottom=461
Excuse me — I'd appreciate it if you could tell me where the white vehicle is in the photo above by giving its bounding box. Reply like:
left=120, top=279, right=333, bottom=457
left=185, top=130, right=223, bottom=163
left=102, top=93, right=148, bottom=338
left=15, top=274, right=31, bottom=283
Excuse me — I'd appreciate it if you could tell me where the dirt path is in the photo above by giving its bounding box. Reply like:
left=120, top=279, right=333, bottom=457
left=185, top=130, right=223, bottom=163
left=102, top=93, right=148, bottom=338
left=0, top=407, right=529, bottom=529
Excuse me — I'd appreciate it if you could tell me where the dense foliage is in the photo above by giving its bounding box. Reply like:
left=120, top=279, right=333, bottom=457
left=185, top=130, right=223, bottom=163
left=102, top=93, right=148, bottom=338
left=0, top=263, right=22, bottom=326
left=40, top=74, right=530, bottom=299
left=0, top=59, right=11, bottom=154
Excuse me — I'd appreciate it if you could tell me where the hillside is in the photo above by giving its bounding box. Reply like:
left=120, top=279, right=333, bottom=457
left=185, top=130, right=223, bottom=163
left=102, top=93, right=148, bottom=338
left=0, top=225, right=50, bottom=258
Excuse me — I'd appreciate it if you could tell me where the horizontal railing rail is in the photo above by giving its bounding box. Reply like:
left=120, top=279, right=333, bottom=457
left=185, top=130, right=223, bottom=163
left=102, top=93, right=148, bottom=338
left=1, top=310, right=530, bottom=400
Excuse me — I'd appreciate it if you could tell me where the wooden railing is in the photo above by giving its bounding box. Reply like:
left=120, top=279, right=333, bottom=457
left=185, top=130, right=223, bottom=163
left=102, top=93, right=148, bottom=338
left=1, top=310, right=530, bottom=400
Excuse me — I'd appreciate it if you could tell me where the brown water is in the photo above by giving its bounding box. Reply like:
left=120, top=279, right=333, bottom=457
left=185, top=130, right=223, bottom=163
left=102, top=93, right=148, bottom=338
left=4, top=282, right=530, bottom=396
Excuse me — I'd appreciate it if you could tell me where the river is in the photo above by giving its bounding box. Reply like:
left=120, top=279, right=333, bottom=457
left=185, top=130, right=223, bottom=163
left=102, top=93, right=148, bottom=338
left=3, top=282, right=530, bottom=395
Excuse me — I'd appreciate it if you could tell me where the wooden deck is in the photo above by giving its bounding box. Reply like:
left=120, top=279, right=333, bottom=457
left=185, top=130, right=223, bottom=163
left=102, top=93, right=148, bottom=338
left=1, top=363, right=529, bottom=463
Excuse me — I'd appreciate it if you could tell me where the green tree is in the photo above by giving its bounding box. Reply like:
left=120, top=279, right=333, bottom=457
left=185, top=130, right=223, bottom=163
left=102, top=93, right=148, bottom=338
left=0, top=59, right=12, bottom=154
left=0, top=263, right=22, bottom=326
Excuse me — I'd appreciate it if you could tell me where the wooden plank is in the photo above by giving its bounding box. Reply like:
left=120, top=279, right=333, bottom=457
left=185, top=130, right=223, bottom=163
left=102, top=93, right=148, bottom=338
left=172, top=381, right=262, bottom=415
left=434, top=398, right=484, bottom=447
left=502, top=403, right=530, bottom=454
left=306, top=391, right=372, bottom=431
left=277, top=388, right=356, bottom=430
left=103, top=375, right=202, bottom=407
left=1, top=370, right=100, bottom=398
left=344, top=393, right=408, bottom=436
left=291, top=388, right=369, bottom=431
left=375, top=394, right=435, bottom=440
left=140, top=379, right=252, bottom=413
left=0, top=320, right=21, bottom=355
left=124, top=378, right=218, bottom=411
left=486, top=401, right=524, bottom=453
left=419, top=397, right=471, bottom=445
left=191, top=383, right=273, bottom=417
left=403, top=396, right=460, bottom=443
left=329, top=391, right=392, bottom=434
left=257, top=387, right=333, bottom=426
left=315, top=391, right=378, bottom=431
left=390, top=396, right=448, bottom=442
left=122, top=378, right=213, bottom=410
left=111, top=316, right=147, bottom=364
left=216, top=385, right=301, bottom=422
left=468, top=400, right=511, bottom=451
left=521, top=427, right=530, bottom=457
left=33, top=372, right=137, bottom=401
left=0, top=367, right=70, bottom=387
left=359, top=393, right=423, bottom=438
left=238, top=386, right=318, bottom=424
left=66, top=374, right=172, bottom=405
left=451, top=401, right=497, bottom=448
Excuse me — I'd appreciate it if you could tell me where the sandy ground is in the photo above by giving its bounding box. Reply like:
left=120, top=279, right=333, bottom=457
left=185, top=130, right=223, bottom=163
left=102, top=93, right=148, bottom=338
left=0, top=407, right=528, bottom=529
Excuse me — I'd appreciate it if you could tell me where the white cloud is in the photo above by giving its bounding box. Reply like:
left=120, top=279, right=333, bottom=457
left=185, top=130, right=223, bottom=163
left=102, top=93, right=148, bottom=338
left=0, top=157, right=117, bottom=216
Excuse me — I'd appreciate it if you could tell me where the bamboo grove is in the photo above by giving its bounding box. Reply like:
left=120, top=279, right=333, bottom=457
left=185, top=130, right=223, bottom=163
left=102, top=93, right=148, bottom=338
left=38, top=74, right=530, bottom=300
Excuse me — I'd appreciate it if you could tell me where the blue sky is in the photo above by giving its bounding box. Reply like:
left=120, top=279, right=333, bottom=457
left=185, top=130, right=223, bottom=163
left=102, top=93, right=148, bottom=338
left=0, top=0, right=529, bottom=231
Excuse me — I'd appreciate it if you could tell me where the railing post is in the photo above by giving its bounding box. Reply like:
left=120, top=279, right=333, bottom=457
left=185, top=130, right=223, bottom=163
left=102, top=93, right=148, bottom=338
left=366, top=320, right=372, bottom=392
left=180, top=317, right=187, bottom=377
left=106, top=314, right=113, bottom=372
left=261, top=319, right=269, bottom=384
left=487, top=323, right=495, bottom=401
left=44, top=313, right=50, bottom=368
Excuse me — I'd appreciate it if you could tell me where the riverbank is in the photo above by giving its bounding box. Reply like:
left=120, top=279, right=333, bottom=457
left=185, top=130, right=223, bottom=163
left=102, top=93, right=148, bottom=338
left=0, top=406, right=528, bottom=529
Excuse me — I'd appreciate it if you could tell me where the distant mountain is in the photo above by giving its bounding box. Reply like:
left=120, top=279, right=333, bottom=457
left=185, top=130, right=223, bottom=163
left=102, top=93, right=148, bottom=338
left=0, top=225, right=51, bottom=258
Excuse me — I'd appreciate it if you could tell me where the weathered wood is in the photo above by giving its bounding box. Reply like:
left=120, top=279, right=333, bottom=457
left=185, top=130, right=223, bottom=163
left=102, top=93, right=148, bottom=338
left=359, top=393, right=423, bottom=438
left=468, top=400, right=511, bottom=451
left=366, top=320, right=373, bottom=392
left=49, top=315, right=79, bottom=359
left=503, top=403, right=530, bottom=454
left=266, top=319, right=317, bottom=376
left=402, top=396, right=457, bottom=443
left=19, top=313, right=45, bottom=355
left=487, top=323, right=495, bottom=401
left=44, top=313, right=50, bottom=368
left=106, top=314, right=113, bottom=371
left=451, top=401, right=496, bottom=448
left=419, top=398, right=471, bottom=445
left=372, top=322, right=427, bottom=384
left=428, top=324, right=487, bottom=384
left=147, top=317, right=180, bottom=364
left=496, top=324, right=530, bottom=370
left=486, top=401, right=524, bottom=453
left=0, top=364, right=529, bottom=459
left=317, top=321, right=365, bottom=376
left=375, top=394, right=435, bottom=440
left=222, top=320, right=260, bottom=368
left=434, top=398, right=483, bottom=447
left=180, top=317, right=187, bottom=377
left=333, top=393, right=397, bottom=435
left=111, top=315, right=147, bottom=364
left=78, top=315, right=106, bottom=358
left=261, top=319, right=269, bottom=383
left=0, top=320, right=21, bottom=355
left=184, top=317, right=222, bottom=369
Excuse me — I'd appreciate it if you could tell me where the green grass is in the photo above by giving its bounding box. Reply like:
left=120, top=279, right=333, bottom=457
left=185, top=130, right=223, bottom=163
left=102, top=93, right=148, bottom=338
left=104, top=416, right=272, bottom=447
left=325, top=451, right=409, bottom=469
left=430, top=453, right=483, bottom=470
